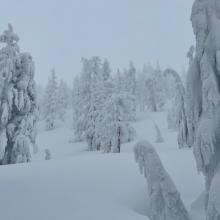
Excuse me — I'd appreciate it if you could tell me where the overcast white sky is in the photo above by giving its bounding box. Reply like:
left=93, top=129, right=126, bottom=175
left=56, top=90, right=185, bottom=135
left=0, top=0, right=194, bottom=86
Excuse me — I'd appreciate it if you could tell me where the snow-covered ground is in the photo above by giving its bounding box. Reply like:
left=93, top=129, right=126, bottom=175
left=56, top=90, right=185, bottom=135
left=0, top=111, right=205, bottom=220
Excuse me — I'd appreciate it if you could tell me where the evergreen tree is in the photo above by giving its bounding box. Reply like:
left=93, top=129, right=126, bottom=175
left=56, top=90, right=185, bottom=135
left=73, top=57, right=136, bottom=152
left=145, top=78, right=157, bottom=112
left=73, top=58, right=92, bottom=142
left=186, top=0, right=220, bottom=215
left=99, top=92, right=135, bottom=153
left=164, top=68, right=188, bottom=148
left=152, top=62, right=166, bottom=111
left=57, top=80, right=69, bottom=121
left=134, top=141, right=190, bottom=220
left=44, top=69, right=58, bottom=130
left=136, top=64, right=154, bottom=111
left=115, top=69, right=122, bottom=93
left=84, top=56, right=103, bottom=150
left=143, top=63, right=166, bottom=112
left=102, top=58, right=111, bottom=81
left=72, top=76, right=80, bottom=131
left=122, top=62, right=136, bottom=119
left=0, top=24, right=38, bottom=164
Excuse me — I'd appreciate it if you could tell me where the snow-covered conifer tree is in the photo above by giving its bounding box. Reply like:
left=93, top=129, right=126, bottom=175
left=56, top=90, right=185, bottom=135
left=115, top=69, right=123, bottom=93
left=84, top=56, right=103, bottom=151
left=0, top=24, right=38, bottom=164
left=73, top=58, right=92, bottom=142
left=123, top=62, right=136, bottom=119
left=186, top=0, right=220, bottom=212
left=152, top=62, right=166, bottom=111
left=44, top=69, right=58, bottom=130
left=57, top=80, right=69, bottom=121
left=99, top=92, right=135, bottom=153
left=73, top=57, right=136, bottom=152
left=101, top=58, right=113, bottom=99
left=145, top=78, right=157, bottom=112
left=164, top=68, right=188, bottom=148
left=134, top=141, right=190, bottom=220
left=102, top=58, right=111, bottom=81
left=72, top=76, right=81, bottom=131
left=144, top=63, right=166, bottom=112
left=136, top=64, right=154, bottom=111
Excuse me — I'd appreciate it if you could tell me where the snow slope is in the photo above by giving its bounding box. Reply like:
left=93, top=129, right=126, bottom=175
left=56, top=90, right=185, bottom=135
left=0, top=111, right=204, bottom=220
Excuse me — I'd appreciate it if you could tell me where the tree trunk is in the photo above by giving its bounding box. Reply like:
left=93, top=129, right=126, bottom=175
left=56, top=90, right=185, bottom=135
left=117, top=126, right=121, bottom=153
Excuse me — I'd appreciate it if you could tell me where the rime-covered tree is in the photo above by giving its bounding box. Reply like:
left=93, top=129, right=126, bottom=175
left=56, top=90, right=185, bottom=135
left=73, top=58, right=92, bottom=142
left=84, top=56, right=103, bottom=151
left=102, top=58, right=111, bottom=81
left=127, top=62, right=136, bottom=96
left=145, top=78, right=157, bottom=112
left=115, top=69, right=123, bottom=93
left=186, top=0, right=220, bottom=214
left=144, top=63, right=166, bottom=112
left=123, top=62, right=136, bottom=119
left=134, top=141, right=190, bottom=220
left=44, top=69, right=58, bottom=130
left=185, top=45, right=196, bottom=148
left=72, top=76, right=81, bottom=132
left=136, top=64, right=154, bottom=111
left=152, top=63, right=166, bottom=111
left=57, top=80, right=69, bottom=121
left=164, top=68, right=188, bottom=148
left=73, top=57, right=136, bottom=152
left=136, top=69, right=146, bottom=112
left=101, top=58, right=113, bottom=100
left=99, top=92, right=135, bottom=153
left=0, top=24, right=38, bottom=164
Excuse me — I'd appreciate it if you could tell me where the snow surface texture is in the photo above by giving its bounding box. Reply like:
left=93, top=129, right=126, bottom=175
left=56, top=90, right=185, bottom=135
left=134, top=140, right=189, bottom=220
left=0, top=111, right=205, bottom=220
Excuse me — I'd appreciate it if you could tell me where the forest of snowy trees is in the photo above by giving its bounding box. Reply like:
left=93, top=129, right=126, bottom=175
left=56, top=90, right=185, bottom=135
left=1, top=0, right=220, bottom=220
left=35, top=56, right=182, bottom=154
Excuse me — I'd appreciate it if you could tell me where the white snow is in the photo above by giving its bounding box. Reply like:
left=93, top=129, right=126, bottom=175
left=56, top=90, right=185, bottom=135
left=0, top=111, right=204, bottom=220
